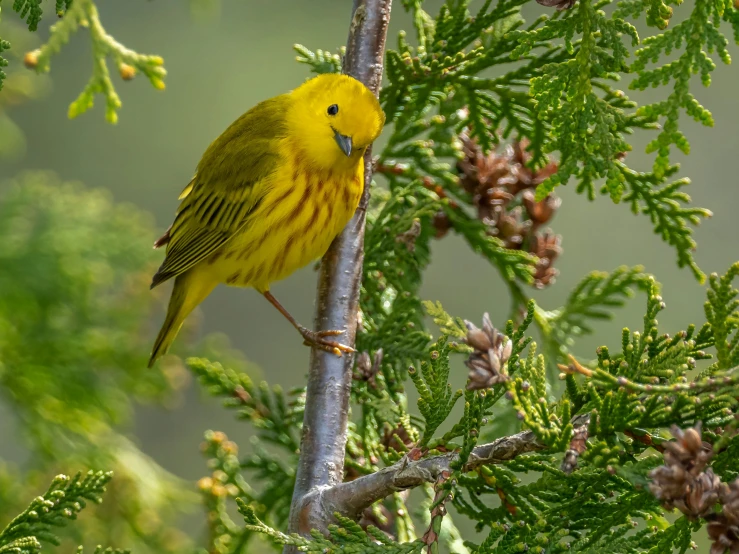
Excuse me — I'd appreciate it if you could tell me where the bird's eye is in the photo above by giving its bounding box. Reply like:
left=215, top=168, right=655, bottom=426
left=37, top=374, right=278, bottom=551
left=327, top=104, right=339, bottom=116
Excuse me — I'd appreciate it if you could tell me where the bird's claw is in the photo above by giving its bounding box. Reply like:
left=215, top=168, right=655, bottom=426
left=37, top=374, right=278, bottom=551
left=299, top=327, right=355, bottom=357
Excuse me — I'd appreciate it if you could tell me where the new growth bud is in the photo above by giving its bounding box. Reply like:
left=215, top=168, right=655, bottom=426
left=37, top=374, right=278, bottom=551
left=119, top=63, right=136, bottom=80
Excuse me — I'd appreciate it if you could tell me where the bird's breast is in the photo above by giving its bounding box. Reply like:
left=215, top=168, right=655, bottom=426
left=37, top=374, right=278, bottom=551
left=210, top=159, right=364, bottom=291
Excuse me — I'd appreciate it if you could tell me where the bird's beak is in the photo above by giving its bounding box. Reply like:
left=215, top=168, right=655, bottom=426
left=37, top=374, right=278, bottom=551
left=334, top=130, right=353, bottom=157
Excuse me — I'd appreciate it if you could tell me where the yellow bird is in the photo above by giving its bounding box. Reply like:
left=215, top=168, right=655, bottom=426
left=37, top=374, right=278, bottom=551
left=148, top=74, right=385, bottom=367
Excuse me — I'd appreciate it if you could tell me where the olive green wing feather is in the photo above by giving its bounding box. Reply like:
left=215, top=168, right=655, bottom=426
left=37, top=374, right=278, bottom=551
left=150, top=96, right=288, bottom=288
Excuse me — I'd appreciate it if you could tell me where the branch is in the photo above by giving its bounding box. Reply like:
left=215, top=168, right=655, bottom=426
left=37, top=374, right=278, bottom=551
left=22, top=0, right=165, bottom=123
left=285, top=0, right=392, bottom=543
left=303, top=416, right=590, bottom=526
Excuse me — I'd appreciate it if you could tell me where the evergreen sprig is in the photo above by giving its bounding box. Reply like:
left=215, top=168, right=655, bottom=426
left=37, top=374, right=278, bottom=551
left=621, top=164, right=712, bottom=282
left=408, top=338, right=463, bottom=446
left=239, top=501, right=426, bottom=553
left=197, top=430, right=289, bottom=554
left=187, top=357, right=302, bottom=452
left=457, top=463, right=669, bottom=554
left=629, top=0, right=735, bottom=178
left=704, top=262, right=739, bottom=373
left=215, top=0, right=739, bottom=551
left=1, top=1, right=729, bottom=552
left=370, top=0, right=718, bottom=284
left=515, top=0, right=644, bottom=202
left=547, top=265, right=652, bottom=357
left=189, top=358, right=307, bottom=551
left=444, top=208, right=538, bottom=283
left=359, top=183, right=437, bottom=390
left=239, top=276, right=739, bottom=553
left=422, top=300, right=469, bottom=343
left=0, top=472, right=112, bottom=553
left=0, top=37, right=10, bottom=92
left=293, top=44, right=343, bottom=75
left=54, top=1, right=73, bottom=17
left=11, top=0, right=43, bottom=32
left=506, top=344, right=574, bottom=451
left=18, top=0, right=166, bottom=123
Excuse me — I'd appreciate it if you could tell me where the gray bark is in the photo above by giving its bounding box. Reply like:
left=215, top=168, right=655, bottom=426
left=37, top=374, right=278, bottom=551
left=306, top=417, right=591, bottom=525
left=285, top=0, right=392, bottom=546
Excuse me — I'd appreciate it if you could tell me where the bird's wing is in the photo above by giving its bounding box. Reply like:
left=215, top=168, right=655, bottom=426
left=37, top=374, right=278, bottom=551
left=150, top=97, right=288, bottom=288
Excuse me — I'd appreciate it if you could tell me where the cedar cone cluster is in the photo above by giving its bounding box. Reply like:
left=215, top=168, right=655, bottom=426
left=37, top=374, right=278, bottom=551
left=354, top=349, right=384, bottom=388
left=561, top=426, right=589, bottom=474
left=649, top=423, right=739, bottom=554
left=710, top=480, right=739, bottom=554
left=649, top=423, right=716, bottom=516
left=381, top=422, right=415, bottom=453
left=463, top=313, right=512, bottom=390
left=435, top=129, right=562, bottom=288
left=536, top=0, right=577, bottom=8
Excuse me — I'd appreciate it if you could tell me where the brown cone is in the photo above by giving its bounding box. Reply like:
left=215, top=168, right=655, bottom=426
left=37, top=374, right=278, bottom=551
left=450, top=129, right=562, bottom=288
left=463, top=313, right=512, bottom=389
left=536, top=0, right=577, bottom=8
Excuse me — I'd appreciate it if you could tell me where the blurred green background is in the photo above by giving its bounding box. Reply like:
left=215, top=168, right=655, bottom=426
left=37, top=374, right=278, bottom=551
left=0, top=0, right=737, bottom=550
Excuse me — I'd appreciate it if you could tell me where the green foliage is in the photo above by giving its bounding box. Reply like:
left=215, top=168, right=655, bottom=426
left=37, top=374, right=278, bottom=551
left=1, top=0, right=166, bottom=122
left=457, top=461, right=672, bottom=554
left=11, top=0, right=43, bottom=32
left=408, top=339, right=463, bottom=445
left=188, top=358, right=301, bottom=451
left=240, top=502, right=426, bottom=553
left=704, top=262, right=739, bottom=373
left=621, top=165, right=712, bottom=281
left=360, top=184, right=436, bottom=364
left=0, top=20, right=49, bottom=157
left=188, top=358, right=302, bottom=552
left=423, top=300, right=468, bottom=342
left=0, top=472, right=112, bottom=554
left=629, top=0, right=733, bottom=178
left=4, top=1, right=739, bottom=554
left=0, top=171, right=250, bottom=554
left=547, top=265, right=651, bottom=357
left=293, top=44, right=343, bottom=75
left=243, top=255, right=739, bottom=552
left=449, top=272, right=738, bottom=553
left=55, top=1, right=73, bottom=18
left=0, top=36, right=9, bottom=92
left=0, top=173, right=174, bottom=451
left=518, top=0, right=641, bottom=202
left=506, top=343, right=574, bottom=450
left=75, top=548, right=129, bottom=554
left=371, top=0, right=721, bottom=283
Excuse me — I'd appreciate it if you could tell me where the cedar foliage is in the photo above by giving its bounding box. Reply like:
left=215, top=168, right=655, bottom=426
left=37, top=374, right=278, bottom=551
left=1, top=1, right=739, bottom=553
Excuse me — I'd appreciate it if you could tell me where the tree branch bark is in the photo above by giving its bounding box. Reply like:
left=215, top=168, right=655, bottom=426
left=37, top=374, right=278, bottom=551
left=285, top=0, right=392, bottom=545
left=309, top=416, right=591, bottom=524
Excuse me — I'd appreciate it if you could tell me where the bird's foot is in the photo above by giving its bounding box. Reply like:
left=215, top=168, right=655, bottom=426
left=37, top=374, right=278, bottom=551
left=298, top=326, right=355, bottom=357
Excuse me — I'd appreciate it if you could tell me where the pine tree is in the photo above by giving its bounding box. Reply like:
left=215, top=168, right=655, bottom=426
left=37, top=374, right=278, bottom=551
left=2, top=1, right=739, bottom=553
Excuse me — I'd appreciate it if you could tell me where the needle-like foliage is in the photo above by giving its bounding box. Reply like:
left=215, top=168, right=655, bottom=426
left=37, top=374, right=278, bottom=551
left=0, top=472, right=115, bottom=554
left=4, top=1, right=739, bottom=553
left=224, top=1, right=739, bottom=551
left=2, top=0, right=166, bottom=122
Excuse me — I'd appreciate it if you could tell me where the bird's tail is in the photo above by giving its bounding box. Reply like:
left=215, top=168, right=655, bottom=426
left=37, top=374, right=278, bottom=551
left=148, top=271, right=217, bottom=368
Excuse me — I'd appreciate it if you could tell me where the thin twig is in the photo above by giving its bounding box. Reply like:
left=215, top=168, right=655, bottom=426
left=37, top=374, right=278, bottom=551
left=285, top=0, right=393, bottom=544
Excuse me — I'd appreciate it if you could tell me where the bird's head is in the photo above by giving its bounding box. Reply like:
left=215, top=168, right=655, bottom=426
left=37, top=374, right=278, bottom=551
left=287, top=74, right=385, bottom=171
